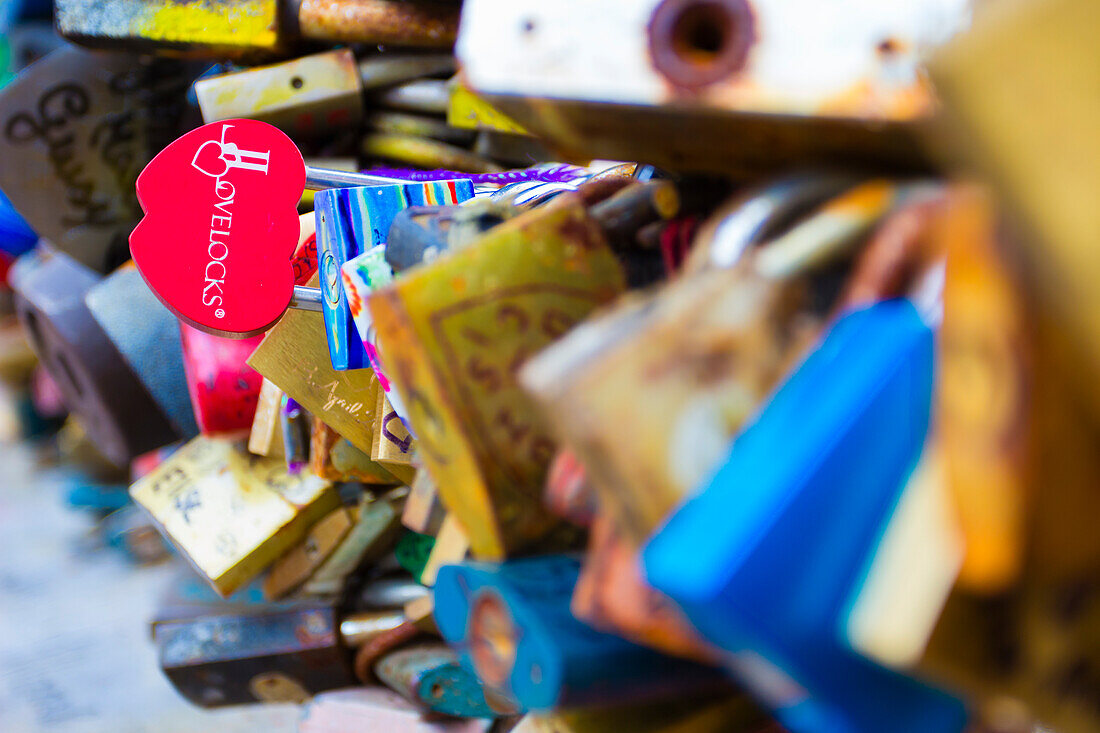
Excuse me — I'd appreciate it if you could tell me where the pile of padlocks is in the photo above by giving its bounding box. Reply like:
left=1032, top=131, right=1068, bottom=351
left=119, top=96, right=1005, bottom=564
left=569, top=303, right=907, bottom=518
left=1, top=0, right=1099, bottom=730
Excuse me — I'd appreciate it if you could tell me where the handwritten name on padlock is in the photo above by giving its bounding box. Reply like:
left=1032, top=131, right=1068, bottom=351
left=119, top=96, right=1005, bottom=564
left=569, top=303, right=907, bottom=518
left=130, top=119, right=305, bottom=337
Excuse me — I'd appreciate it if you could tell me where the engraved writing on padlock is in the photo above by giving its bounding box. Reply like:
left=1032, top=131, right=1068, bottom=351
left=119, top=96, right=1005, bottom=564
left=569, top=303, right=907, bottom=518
left=131, top=435, right=339, bottom=595
left=247, top=298, right=390, bottom=457
left=0, top=47, right=197, bottom=272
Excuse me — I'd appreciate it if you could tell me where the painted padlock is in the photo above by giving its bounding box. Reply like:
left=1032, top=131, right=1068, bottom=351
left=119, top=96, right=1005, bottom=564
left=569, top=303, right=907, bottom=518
left=314, top=177, right=473, bottom=371
left=179, top=324, right=264, bottom=436
left=366, top=192, right=627, bottom=559
left=85, top=265, right=200, bottom=440
left=9, top=249, right=180, bottom=464
left=643, top=301, right=968, bottom=733
left=194, top=48, right=455, bottom=138
left=434, top=555, right=732, bottom=713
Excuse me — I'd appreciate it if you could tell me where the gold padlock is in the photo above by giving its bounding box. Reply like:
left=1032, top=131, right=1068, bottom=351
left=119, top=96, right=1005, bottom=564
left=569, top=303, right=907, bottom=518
left=303, top=488, right=407, bottom=596
left=310, top=416, right=403, bottom=485
left=368, top=192, right=626, bottom=559
left=130, top=435, right=339, bottom=596
left=371, top=389, right=416, bottom=484
left=521, top=180, right=902, bottom=542
left=248, top=295, right=381, bottom=457
left=264, top=505, right=357, bottom=599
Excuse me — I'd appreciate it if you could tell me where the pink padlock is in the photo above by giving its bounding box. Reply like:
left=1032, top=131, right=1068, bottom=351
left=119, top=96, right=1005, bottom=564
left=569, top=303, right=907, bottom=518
left=179, top=323, right=264, bottom=435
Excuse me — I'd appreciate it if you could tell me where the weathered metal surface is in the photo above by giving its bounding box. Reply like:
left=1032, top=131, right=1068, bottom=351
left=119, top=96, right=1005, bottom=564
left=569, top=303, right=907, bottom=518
left=370, top=79, right=451, bottom=115
left=351, top=618, right=420, bottom=683
left=303, top=488, right=405, bottom=596
left=361, top=133, right=502, bottom=173
left=85, top=266, right=199, bottom=439
left=402, top=466, right=447, bottom=536
left=572, top=513, right=721, bottom=664
left=129, top=435, right=339, bottom=596
left=155, top=603, right=353, bottom=707
left=298, top=0, right=459, bottom=47
left=453, top=0, right=972, bottom=173
left=0, top=47, right=194, bottom=271
left=366, top=111, right=474, bottom=145
left=520, top=181, right=903, bottom=541
left=56, top=0, right=282, bottom=56
left=375, top=643, right=495, bottom=718
left=264, top=506, right=356, bottom=599
left=356, top=53, right=455, bottom=91
left=11, top=250, right=179, bottom=465
left=195, top=49, right=363, bottom=137
left=310, top=415, right=403, bottom=484
left=367, top=193, right=625, bottom=559
left=458, top=0, right=969, bottom=118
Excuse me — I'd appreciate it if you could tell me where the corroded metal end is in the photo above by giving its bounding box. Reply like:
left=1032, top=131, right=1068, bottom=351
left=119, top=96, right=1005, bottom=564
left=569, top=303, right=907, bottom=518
left=647, top=0, right=755, bottom=91
left=298, top=0, right=459, bottom=47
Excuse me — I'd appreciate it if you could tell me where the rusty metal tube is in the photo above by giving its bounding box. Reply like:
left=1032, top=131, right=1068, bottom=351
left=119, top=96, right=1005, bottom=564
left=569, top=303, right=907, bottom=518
left=298, top=0, right=459, bottom=47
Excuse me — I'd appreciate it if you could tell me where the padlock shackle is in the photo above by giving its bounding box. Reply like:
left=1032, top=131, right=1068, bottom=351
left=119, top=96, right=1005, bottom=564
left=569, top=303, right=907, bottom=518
left=290, top=285, right=324, bottom=312
left=305, top=166, right=407, bottom=191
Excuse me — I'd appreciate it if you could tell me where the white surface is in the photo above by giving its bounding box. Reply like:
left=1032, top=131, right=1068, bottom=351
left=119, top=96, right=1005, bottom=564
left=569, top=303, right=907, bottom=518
left=0, top=439, right=301, bottom=733
left=458, top=0, right=971, bottom=115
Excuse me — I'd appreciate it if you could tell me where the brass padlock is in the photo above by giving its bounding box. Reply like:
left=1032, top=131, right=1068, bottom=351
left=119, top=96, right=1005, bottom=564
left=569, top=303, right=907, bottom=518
left=130, top=435, right=339, bottom=595
left=368, top=192, right=627, bottom=559
left=310, top=416, right=404, bottom=485
left=264, top=505, right=357, bottom=599
left=520, top=180, right=904, bottom=542
left=248, top=287, right=383, bottom=457
left=303, top=487, right=407, bottom=596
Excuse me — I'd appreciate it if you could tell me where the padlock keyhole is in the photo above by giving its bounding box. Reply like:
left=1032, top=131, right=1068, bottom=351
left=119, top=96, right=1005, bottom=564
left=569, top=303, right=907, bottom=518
left=673, top=6, right=727, bottom=61
left=648, top=0, right=755, bottom=90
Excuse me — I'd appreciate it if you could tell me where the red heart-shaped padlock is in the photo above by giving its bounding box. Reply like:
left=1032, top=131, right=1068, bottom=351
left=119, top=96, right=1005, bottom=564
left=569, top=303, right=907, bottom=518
left=130, top=119, right=306, bottom=338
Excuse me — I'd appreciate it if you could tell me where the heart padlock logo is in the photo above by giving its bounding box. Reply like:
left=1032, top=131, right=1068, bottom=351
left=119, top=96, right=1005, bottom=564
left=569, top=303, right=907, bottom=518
left=130, top=119, right=306, bottom=338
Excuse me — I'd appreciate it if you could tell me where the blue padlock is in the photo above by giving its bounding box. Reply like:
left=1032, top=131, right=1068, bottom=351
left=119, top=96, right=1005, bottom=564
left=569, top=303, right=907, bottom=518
left=644, top=301, right=968, bottom=733
left=0, top=186, right=36, bottom=257
left=62, top=477, right=130, bottom=513
left=434, top=555, right=732, bottom=713
left=314, top=179, right=473, bottom=370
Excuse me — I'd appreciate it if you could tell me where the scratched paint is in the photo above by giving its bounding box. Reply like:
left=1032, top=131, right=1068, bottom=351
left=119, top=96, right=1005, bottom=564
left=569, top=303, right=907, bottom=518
left=58, top=0, right=279, bottom=53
